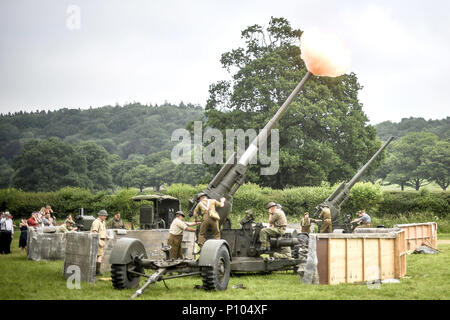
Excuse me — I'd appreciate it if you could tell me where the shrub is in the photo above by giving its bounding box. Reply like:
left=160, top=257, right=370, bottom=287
left=1, top=183, right=448, bottom=225
left=344, top=182, right=384, bottom=214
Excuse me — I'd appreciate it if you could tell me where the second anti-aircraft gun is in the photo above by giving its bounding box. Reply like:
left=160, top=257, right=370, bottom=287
left=312, top=136, right=394, bottom=233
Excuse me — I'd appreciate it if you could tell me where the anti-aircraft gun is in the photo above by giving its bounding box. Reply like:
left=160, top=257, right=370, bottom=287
left=313, top=136, right=394, bottom=233
left=108, top=71, right=314, bottom=298
left=187, top=72, right=313, bottom=228
left=108, top=28, right=356, bottom=297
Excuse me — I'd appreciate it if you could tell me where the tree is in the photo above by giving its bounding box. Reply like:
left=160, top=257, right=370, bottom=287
left=422, top=139, right=450, bottom=191
left=148, top=159, right=177, bottom=191
left=384, top=132, right=439, bottom=190
left=122, top=164, right=154, bottom=192
left=75, top=141, right=113, bottom=191
left=111, top=159, right=142, bottom=187
left=0, top=158, right=13, bottom=188
left=11, top=138, right=91, bottom=191
left=376, top=117, right=450, bottom=141
left=204, top=17, right=380, bottom=188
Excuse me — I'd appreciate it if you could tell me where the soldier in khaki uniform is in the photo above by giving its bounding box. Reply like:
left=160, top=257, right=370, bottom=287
left=107, top=212, right=126, bottom=229
left=259, top=202, right=287, bottom=252
left=90, top=209, right=109, bottom=276
left=167, top=211, right=200, bottom=259
left=56, top=220, right=77, bottom=233
left=193, top=193, right=226, bottom=247
left=318, top=205, right=332, bottom=233
left=300, top=212, right=314, bottom=233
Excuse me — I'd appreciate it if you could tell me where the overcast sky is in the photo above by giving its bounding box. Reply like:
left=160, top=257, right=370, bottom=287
left=0, top=0, right=449, bottom=124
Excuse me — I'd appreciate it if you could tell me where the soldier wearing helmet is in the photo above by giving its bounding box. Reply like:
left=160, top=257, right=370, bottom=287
left=90, top=209, right=109, bottom=276
left=193, top=192, right=226, bottom=248
left=259, top=202, right=287, bottom=252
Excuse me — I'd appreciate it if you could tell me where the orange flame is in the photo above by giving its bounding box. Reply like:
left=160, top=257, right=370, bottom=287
left=300, top=28, right=351, bottom=77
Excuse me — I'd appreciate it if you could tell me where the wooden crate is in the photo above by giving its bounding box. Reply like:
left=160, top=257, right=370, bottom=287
left=393, top=222, right=438, bottom=251
left=316, top=231, right=406, bottom=285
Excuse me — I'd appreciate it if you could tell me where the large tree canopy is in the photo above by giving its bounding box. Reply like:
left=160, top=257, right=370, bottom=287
left=75, top=141, right=113, bottom=191
left=383, top=132, right=440, bottom=191
left=422, top=139, right=450, bottom=191
left=204, top=17, right=381, bottom=188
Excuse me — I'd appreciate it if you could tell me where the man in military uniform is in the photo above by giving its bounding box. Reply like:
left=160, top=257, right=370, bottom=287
left=193, top=193, right=226, bottom=248
left=107, top=212, right=126, bottom=229
left=300, top=212, right=314, bottom=233
left=56, top=220, right=77, bottom=233
left=168, top=211, right=200, bottom=259
left=64, top=214, right=76, bottom=229
left=352, top=210, right=372, bottom=229
left=318, top=205, right=332, bottom=233
left=259, top=202, right=287, bottom=252
left=90, top=209, right=109, bottom=276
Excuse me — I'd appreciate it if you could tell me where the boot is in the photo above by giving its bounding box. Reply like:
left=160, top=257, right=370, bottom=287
left=96, top=262, right=102, bottom=276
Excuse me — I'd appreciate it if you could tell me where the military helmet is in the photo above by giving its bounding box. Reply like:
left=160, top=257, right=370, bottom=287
left=176, top=210, right=185, bottom=217
left=98, top=209, right=108, bottom=216
left=197, top=192, right=207, bottom=199
left=266, top=202, right=277, bottom=209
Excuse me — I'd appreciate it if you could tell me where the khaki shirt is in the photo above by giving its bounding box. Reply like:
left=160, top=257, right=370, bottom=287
left=169, top=218, right=187, bottom=236
left=193, top=199, right=220, bottom=217
left=301, top=217, right=311, bottom=227
left=107, top=218, right=125, bottom=229
left=64, top=218, right=75, bottom=226
left=269, top=208, right=287, bottom=228
left=319, top=207, right=332, bottom=221
left=90, top=218, right=107, bottom=239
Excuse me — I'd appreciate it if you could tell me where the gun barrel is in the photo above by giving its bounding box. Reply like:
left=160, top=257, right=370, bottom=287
left=346, top=136, right=394, bottom=190
left=189, top=71, right=313, bottom=224
left=238, top=71, right=312, bottom=166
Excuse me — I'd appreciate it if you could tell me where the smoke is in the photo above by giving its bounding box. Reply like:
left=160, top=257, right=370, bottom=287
left=300, top=28, right=351, bottom=77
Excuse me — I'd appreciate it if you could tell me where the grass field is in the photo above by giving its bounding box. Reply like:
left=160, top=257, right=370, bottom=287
left=1, top=235, right=449, bottom=300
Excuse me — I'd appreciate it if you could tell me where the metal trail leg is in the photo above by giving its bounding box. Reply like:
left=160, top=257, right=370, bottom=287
left=129, top=268, right=167, bottom=299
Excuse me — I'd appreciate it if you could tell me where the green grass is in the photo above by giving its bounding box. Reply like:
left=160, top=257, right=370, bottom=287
left=1, top=236, right=449, bottom=300
left=380, top=181, right=446, bottom=192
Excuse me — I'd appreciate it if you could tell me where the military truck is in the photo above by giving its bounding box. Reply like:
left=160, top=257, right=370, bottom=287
left=131, top=194, right=180, bottom=229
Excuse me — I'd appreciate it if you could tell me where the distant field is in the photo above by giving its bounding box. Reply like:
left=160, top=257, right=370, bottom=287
left=1, top=235, right=449, bottom=300
left=380, top=182, right=446, bottom=192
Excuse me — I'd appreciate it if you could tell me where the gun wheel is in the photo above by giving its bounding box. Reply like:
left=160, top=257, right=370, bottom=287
left=201, top=245, right=230, bottom=291
left=111, top=263, right=143, bottom=290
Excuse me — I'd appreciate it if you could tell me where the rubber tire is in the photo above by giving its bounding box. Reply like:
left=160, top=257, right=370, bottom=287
left=201, top=245, right=231, bottom=291
left=111, top=263, right=143, bottom=290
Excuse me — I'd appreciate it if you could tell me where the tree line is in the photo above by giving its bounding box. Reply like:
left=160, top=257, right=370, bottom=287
left=0, top=17, right=447, bottom=192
